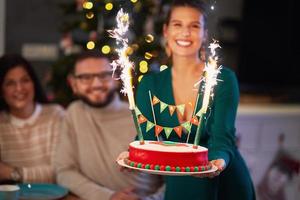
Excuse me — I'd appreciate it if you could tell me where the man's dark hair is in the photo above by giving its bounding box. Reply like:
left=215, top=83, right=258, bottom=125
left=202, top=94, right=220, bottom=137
left=70, top=51, right=112, bottom=74
left=70, top=50, right=122, bottom=78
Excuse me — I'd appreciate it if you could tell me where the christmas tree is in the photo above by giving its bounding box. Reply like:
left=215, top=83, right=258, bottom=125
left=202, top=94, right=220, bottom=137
left=50, top=0, right=174, bottom=106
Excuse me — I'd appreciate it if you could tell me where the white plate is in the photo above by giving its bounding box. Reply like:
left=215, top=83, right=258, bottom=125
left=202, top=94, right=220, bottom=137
left=117, top=159, right=218, bottom=176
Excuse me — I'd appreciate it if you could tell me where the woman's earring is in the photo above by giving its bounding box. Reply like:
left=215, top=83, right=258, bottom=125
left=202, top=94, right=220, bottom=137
left=200, top=46, right=206, bottom=62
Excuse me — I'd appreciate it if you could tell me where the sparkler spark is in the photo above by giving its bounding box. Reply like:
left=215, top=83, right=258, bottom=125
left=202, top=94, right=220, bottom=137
left=108, top=9, right=144, bottom=143
left=193, top=39, right=222, bottom=147
left=200, top=39, right=222, bottom=114
left=108, top=9, right=135, bottom=110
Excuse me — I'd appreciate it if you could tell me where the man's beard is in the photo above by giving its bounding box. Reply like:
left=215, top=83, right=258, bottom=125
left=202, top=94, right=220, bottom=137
left=77, top=89, right=116, bottom=108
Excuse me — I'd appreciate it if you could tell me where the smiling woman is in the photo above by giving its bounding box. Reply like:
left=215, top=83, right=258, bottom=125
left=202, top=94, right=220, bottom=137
left=0, top=54, right=64, bottom=184
left=134, top=1, right=256, bottom=200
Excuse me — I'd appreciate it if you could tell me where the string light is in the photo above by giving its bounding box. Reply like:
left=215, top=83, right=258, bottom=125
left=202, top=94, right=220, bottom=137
left=139, top=60, right=148, bottom=73
left=145, top=34, right=154, bottom=43
left=105, top=3, right=113, bottom=11
left=83, top=2, right=93, bottom=9
left=86, top=12, right=94, bottom=19
left=101, top=45, right=111, bottom=54
left=86, top=41, right=95, bottom=49
left=144, top=52, right=153, bottom=60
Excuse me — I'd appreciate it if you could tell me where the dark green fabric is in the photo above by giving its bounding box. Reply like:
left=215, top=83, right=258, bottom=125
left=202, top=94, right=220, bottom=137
left=136, top=67, right=255, bottom=200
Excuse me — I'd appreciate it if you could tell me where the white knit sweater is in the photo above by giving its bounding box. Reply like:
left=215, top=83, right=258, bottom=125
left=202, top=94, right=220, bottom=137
left=54, top=96, right=163, bottom=200
left=0, top=104, right=64, bottom=183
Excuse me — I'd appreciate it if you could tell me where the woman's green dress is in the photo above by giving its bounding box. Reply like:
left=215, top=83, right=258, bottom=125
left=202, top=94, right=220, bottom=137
left=135, top=67, right=255, bottom=200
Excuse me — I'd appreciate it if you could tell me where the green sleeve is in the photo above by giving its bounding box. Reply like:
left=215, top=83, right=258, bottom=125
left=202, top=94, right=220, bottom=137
left=207, top=68, right=239, bottom=166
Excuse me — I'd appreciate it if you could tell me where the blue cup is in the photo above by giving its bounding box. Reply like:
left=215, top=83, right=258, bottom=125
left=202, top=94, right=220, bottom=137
left=0, top=185, right=20, bottom=200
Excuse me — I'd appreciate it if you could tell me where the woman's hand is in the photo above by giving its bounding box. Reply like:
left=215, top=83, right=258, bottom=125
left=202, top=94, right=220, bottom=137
left=209, top=159, right=226, bottom=177
left=192, top=158, right=226, bottom=178
left=0, top=162, right=14, bottom=181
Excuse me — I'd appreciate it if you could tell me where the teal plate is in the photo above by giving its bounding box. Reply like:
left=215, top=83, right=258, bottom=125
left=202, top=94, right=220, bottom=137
left=18, top=183, right=68, bottom=200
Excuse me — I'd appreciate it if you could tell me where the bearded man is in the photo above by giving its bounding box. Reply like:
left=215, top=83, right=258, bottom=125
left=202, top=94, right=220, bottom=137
left=54, top=51, right=163, bottom=200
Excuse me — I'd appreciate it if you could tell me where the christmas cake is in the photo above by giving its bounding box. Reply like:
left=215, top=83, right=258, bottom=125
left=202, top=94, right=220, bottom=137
left=126, top=140, right=212, bottom=172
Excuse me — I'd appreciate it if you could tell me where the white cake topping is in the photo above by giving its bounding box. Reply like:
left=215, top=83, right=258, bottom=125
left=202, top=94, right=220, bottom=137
left=130, top=140, right=207, bottom=153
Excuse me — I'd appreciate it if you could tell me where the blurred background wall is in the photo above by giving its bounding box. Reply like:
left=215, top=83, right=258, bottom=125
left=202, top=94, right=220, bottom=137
left=4, top=0, right=61, bottom=91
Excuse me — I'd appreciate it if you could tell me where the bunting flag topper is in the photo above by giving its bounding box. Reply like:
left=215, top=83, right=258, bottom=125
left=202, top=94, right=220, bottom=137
left=134, top=93, right=202, bottom=139
left=151, top=95, right=186, bottom=116
left=135, top=110, right=199, bottom=139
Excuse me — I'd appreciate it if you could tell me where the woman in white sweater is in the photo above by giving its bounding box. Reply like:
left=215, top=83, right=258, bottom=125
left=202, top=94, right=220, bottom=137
left=0, top=54, right=64, bottom=183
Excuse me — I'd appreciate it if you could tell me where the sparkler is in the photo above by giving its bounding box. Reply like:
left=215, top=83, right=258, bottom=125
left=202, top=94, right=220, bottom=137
left=108, top=9, right=144, bottom=144
left=193, top=40, right=222, bottom=148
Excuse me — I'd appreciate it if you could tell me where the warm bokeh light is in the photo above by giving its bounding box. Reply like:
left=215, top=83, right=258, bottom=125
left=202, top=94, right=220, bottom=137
left=145, top=34, right=154, bottom=43
left=83, top=2, right=93, bottom=9
left=80, top=22, right=88, bottom=29
left=131, top=44, right=139, bottom=50
left=144, top=52, right=153, bottom=60
left=86, top=12, right=94, bottom=19
left=131, top=0, right=138, bottom=3
left=101, top=45, right=111, bottom=54
left=105, top=3, right=113, bottom=11
left=138, top=75, right=143, bottom=82
left=139, top=60, right=148, bottom=73
left=126, top=47, right=134, bottom=55
left=86, top=41, right=95, bottom=49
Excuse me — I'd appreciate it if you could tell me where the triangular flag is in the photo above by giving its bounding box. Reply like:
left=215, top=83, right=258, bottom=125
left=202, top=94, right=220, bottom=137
left=146, top=121, right=155, bottom=132
left=176, top=104, right=185, bottom=116
left=168, top=105, right=176, bottom=116
left=173, top=126, right=183, bottom=138
left=181, top=122, right=192, bottom=132
left=135, top=106, right=141, bottom=116
left=152, top=96, right=160, bottom=105
left=196, top=109, right=203, bottom=117
left=164, top=127, right=173, bottom=139
left=160, top=65, right=168, bottom=71
left=160, top=101, right=168, bottom=113
left=155, top=125, right=163, bottom=136
left=190, top=116, right=199, bottom=125
left=138, top=115, right=147, bottom=124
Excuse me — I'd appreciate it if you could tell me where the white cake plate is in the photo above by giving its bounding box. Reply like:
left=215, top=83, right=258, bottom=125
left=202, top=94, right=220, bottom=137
left=117, top=159, right=218, bottom=176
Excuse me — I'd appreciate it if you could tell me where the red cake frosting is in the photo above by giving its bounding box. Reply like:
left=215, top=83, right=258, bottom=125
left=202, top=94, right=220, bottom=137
left=128, top=140, right=211, bottom=172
